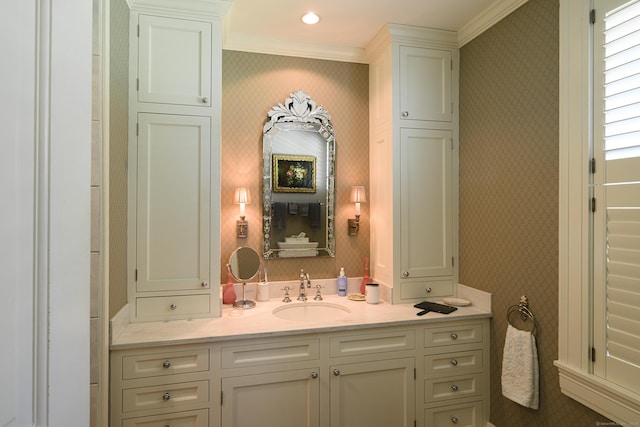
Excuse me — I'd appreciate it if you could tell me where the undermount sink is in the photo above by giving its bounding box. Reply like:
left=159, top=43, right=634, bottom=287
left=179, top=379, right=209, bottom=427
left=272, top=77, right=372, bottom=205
left=272, top=302, right=351, bottom=321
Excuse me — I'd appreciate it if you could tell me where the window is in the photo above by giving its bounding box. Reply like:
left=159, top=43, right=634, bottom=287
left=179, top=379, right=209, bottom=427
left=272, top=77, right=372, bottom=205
left=557, top=0, right=640, bottom=423
left=592, top=0, right=640, bottom=396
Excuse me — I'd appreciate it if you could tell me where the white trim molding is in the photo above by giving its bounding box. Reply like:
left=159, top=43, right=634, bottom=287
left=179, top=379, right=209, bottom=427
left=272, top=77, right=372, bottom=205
left=457, top=0, right=529, bottom=46
left=556, top=0, right=640, bottom=424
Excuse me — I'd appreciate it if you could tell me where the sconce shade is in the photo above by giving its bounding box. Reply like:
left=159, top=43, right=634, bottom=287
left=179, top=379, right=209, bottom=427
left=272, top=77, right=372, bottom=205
left=234, top=187, right=251, bottom=205
left=350, top=186, right=366, bottom=203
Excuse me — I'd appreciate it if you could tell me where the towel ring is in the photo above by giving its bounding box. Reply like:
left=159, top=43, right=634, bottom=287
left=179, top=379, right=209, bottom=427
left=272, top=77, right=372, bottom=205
left=506, top=295, right=537, bottom=335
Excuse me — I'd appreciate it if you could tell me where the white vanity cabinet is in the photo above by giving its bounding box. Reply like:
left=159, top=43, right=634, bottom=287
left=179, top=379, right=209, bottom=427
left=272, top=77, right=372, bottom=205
left=219, top=338, right=321, bottom=427
left=111, top=319, right=488, bottom=427
left=110, top=344, right=215, bottom=427
left=367, top=24, right=459, bottom=304
left=328, top=329, right=416, bottom=427
left=126, top=0, right=227, bottom=322
left=420, top=321, right=490, bottom=427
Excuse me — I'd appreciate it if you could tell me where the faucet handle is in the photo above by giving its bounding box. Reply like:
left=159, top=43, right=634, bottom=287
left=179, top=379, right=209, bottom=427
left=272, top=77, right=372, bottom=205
left=313, top=284, right=324, bottom=301
left=281, top=286, right=292, bottom=303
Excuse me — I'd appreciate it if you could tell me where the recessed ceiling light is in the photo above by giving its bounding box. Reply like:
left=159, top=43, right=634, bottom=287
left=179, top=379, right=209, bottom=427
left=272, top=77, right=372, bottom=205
left=301, top=12, right=320, bottom=25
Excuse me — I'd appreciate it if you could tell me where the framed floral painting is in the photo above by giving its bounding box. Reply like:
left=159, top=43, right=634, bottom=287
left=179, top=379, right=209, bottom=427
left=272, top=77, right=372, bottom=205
left=273, top=154, right=316, bottom=193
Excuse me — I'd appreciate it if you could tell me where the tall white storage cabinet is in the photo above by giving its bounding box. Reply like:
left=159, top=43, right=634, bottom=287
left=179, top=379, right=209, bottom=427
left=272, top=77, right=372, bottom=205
left=367, top=24, right=459, bottom=304
left=127, top=0, right=228, bottom=322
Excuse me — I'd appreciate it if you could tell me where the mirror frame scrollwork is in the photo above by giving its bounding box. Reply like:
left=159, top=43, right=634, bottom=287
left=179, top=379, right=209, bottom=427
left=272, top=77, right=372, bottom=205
left=262, top=91, right=336, bottom=259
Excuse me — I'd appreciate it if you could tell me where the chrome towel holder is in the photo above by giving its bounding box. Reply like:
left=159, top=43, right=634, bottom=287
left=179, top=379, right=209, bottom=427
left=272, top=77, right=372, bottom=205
left=506, top=295, right=537, bottom=336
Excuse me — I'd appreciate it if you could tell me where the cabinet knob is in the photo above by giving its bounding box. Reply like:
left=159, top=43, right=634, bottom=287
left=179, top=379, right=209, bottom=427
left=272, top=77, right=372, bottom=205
left=451, top=384, right=459, bottom=392
left=162, top=392, right=171, bottom=401
left=402, top=271, right=409, bottom=278
left=401, top=111, right=409, bottom=118
left=425, top=287, right=432, bottom=293
left=170, top=304, right=177, bottom=310
left=450, top=359, right=458, bottom=366
left=451, top=416, right=459, bottom=424
left=201, top=96, right=208, bottom=104
left=450, top=332, right=458, bottom=340
left=201, top=281, right=208, bottom=287
left=163, top=360, right=171, bottom=368
left=333, top=369, right=340, bottom=376
left=311, top=371, right=318, bottom=379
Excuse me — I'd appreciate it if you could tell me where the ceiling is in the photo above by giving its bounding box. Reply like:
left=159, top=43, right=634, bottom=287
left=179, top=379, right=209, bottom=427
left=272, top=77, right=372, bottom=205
left=223, top=0, right=528, bottom=63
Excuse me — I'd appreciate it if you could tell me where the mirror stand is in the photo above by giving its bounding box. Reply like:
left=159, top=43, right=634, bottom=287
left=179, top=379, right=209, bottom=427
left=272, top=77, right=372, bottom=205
left=233, top=283, right=256, bottom=310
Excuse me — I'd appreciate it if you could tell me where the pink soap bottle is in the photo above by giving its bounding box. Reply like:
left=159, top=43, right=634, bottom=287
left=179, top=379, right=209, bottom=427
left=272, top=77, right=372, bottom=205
left=360, top=257, right=371, bottom=295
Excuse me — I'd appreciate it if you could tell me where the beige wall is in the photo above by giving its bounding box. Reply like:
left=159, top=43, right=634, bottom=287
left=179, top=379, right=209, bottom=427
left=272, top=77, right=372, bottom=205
left=220, top=51, right=370, bottom=284
left=459, top=0, right=611, bottom=424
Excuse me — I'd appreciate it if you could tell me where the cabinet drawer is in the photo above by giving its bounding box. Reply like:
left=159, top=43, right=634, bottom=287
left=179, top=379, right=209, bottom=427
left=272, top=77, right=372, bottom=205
left=122, top=380, right=209, bottom=413
left=121, top=348, right=210, bottom=380
left=425, top=400, right=483, bottom=427
left=136, top=295, right=210, bottom=321
left=122, top=409, right=208, bottom=427
left=424, top=373, right=482, bottom=402
left=424, top=350, right=483, bottom=378
left=329, top=329, right=415, bottom=358
left=221, top=339, right=319, bottom=369
left=400, top=280, right=453, bottom=300
left=424, top=323, right=483, bottom=348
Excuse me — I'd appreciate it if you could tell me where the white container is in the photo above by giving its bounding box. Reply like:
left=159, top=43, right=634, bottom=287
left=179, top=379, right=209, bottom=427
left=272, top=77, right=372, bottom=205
left=365, top=283, right=380, bottom=304
left=257, top=282, right=269, bottom=301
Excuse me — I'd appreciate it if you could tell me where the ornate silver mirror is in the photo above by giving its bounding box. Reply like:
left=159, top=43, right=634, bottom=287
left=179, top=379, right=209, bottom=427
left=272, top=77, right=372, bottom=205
left=228, top=246, right=261, bottom=309
left=262, top=91, right=336, bottom=259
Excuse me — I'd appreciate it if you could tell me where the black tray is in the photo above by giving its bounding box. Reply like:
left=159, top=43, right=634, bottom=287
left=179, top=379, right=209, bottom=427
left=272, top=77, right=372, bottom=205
left=414, top=301, right=457, bottom=316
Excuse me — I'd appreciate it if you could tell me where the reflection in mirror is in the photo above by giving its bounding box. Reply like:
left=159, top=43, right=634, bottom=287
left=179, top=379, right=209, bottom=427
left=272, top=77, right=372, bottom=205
left=262, top=91, right=336, bottom=259
left=228, top=247, right=261, bottom=309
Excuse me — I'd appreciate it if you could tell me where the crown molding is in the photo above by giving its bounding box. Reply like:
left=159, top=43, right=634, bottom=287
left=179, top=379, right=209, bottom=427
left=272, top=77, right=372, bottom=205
left=223, top=0, right=529, bottom=63
left=126, top=0, right=232, bottom=18
left=457, top=0, right=529, bottom=46
left=223, top=32, right=369, bottom=64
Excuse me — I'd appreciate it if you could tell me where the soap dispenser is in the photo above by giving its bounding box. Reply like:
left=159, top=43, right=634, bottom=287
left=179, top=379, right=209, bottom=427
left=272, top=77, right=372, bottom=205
left=337, top=268, right=347, bottom=296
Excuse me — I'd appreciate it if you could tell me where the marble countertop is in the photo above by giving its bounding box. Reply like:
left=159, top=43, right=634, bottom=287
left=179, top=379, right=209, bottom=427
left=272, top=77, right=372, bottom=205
left=111, top=284, right=492, bottom=350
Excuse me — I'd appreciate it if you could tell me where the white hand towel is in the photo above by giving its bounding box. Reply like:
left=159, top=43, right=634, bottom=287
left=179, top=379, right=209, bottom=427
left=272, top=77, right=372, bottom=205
left=501, top=324, right=539, bottom=409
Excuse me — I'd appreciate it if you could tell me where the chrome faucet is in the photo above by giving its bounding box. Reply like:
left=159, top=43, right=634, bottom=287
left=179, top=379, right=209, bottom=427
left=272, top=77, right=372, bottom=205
left=298, top=269, right=311, bottom=301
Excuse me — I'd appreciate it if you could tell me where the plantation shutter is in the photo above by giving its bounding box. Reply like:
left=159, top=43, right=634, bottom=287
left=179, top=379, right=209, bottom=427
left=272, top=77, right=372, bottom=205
left=593, top=0, right=640, bottom=395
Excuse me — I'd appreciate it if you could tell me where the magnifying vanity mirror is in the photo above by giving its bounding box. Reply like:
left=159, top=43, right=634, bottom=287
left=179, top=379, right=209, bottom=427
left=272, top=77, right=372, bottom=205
left=228, top=246, right=261, bottom=309
left=262, top=91, right=336, bottom=259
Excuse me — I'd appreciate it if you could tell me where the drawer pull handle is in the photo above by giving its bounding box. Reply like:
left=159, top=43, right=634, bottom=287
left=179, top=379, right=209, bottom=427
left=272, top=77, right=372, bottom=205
left=401, top=111, right=409, bottom=118
left=201, top=281, right=208, bottom=287
left=170, top=304, right=177, bottom=310
left=311, top=371, right=318, bottom=379
left=333, top=369, right=340, bottom=376
left=402, top=271, right=409, bottom=278
left=162, top=392, right=171, bottom=401
left=450, top=333, right=458, bottom=340
left=425, top=287, right=432, bottom=293
left=451, top=384, right=459, bottom=392
left=201, top=96, right=208, bottom=104
left=450, top=359, right=458, bottom=366
left=163, top=360, right=171, bottom=368
left=451, top=416, right=459, bottom=424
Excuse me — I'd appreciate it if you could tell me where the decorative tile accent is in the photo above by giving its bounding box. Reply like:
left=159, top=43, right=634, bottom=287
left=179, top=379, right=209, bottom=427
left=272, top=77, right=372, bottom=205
left=460, top=0, right=611, bottom=424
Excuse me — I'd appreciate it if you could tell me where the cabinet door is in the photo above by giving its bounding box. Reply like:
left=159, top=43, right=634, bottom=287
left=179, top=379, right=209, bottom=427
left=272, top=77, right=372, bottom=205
left=136, top=113, right=211, bottom=293
left=399, top=46, right=452, bottom=122
left=137, top=15, right=211, bottom=106
left=400, top=128, right=453, bottom=279
left=221, top=368, right=320, bottom=427
left=330, top=358, right=415, bottom=427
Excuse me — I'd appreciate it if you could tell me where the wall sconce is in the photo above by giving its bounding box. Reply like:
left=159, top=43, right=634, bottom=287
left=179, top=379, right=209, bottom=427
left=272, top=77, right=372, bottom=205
left=348, top=185, right=366, bottom=236
left=234, top=187, right=251, bottom=238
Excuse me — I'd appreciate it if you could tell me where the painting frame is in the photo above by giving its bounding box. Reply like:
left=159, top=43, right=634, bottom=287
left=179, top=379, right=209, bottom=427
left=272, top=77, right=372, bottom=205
left=273, top=154, right=317, bottom=193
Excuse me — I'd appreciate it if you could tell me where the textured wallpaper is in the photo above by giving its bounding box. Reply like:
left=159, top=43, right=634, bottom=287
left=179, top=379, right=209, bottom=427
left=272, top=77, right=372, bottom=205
left=221, top=51, right=370, bottom=285
left=460, top=0, right=610, bottom=424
